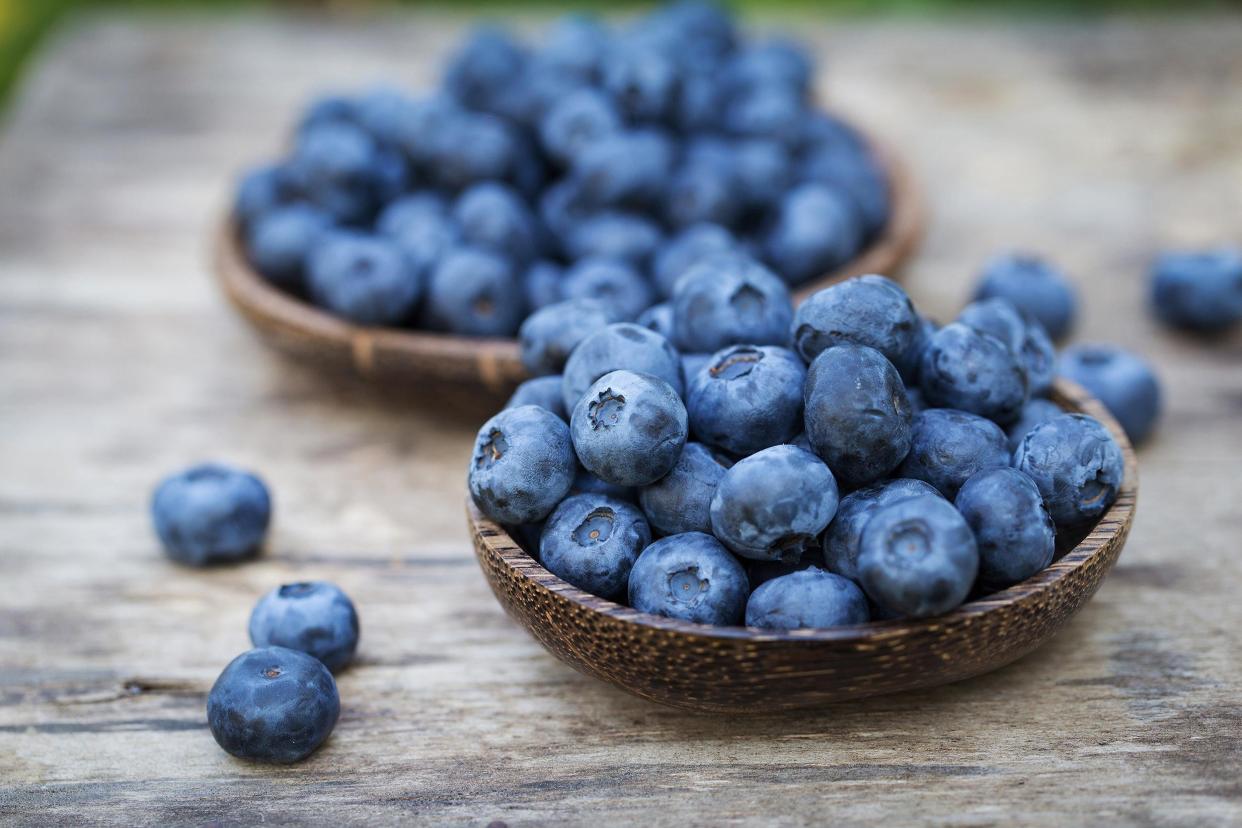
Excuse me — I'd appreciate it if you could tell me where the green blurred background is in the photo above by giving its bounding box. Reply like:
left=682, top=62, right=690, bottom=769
left=1, top=0, right=1239, bottom=112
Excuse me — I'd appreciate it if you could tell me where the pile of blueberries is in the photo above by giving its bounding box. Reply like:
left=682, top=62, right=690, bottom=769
left=468, top=262, right=1132, bottom=630
left=233, top=2, right=890, bottom=334
left=151, top=464, right=359, bottom=764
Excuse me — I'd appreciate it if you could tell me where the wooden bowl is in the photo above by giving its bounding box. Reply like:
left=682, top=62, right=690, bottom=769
left=469, top=379, right=1138, bottom=713
left=213, top=125, right=924, bottom=395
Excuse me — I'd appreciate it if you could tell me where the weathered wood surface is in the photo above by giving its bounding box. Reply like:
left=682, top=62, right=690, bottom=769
left=2, top=11, right=1241, bottom=826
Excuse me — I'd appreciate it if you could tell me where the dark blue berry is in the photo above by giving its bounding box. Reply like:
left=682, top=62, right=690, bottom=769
left=540, top=494, right=651, bottom=600
left=791, top=274, right=921, bottom=367
left=638, top=442, right=727, bottom=536
left=1057, top=344, right=1161, bottom=446
left=653, top=223, right=738, bottom=299
left=518, top=298, right=615, bottom=377
left=822, top=478, right=942, bottom=583
left=628, top=532, right=749, bottom=626
left=1150, top=248, right=1242, bottom=333
left=898, top=408, right=1010, bottom=499
left=1013, top=413, right=1124, bottom=528
left=561, top=322, right=683, bottom=412
left=955, top=468, right=1055, bottom=591
left=764, top=184, right=863, bottom=285
left=920, top=322, right=1028, bottom=424
left=569, top=370, right=688, bottom=487
left=245, top=204, right=332, bottom=290
left=152, top=463, right=271, bottom=567
left=421, top=247, right=523, bottom=337
left=307, top=233, right=422, bottom=327
left=505, top=375, right=568, bottom=421
left=974, top=252, right=1077, bottom=341
left=687, top=345, right=806, bottom=456
left=745, top=568, right=869, bottom=630
left=562, top=257, right=654, bottom=322
left=469, top=405, right=576, bottom=525
left=248, top=582, right=360, bottom=673
left=670, top=253, right=793, bottom=354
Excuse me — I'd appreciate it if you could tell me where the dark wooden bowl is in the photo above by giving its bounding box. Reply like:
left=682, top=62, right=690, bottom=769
left=469, top=379, right=1138, bottom=713
left=213, top=125, right=924, bottom=395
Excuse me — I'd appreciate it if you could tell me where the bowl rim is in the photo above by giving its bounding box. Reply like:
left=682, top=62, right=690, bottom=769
left=213, top=115, right=924, bottom=389
left=468, top=377, right=1139, bottom=644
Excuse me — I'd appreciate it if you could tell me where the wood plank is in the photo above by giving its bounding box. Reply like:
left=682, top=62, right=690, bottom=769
left=1, top=11, right=1240, bottom=825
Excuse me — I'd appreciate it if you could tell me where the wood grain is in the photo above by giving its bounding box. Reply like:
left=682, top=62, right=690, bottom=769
left=2, top=11, right=1241, bottom=826
left=470, top=379, right=1138, bottom=713
left=212, top=128, right=924, bottom=396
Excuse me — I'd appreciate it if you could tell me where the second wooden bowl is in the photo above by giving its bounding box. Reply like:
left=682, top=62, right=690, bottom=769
left=213, top=123, right=924, bottom=395
left=469, top=379, right=1138, bottom=713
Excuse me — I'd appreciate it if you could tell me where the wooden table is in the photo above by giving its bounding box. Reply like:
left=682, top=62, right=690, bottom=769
left=2, top=11, right=1240, bottom=825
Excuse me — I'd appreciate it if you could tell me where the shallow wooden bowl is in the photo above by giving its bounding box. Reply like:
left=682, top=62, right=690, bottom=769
left=213, top=124, right=924, bottom=395
left=469, top=379, right=1138, bottom=713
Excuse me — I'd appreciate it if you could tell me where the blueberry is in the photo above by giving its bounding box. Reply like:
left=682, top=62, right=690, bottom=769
left=920, top=322, right=1028, bottom=424
left=973, top=252, right=1077, bottom=341
left=570, top=466, right=635, bottom=502
left=723, top=40, right=811, bottom=98
left=638, top=442, right=727, bottom=536
left=424, top=110, right=519, bottom=191
left=745, top=568, right=869, bottom=630
left=764, top=183, right=864, bottom=285
left=1005, top=397, right=1064, bottom=453
left=958, top=297, right=1055, bottom=397
left=664, top=158, right=741, bottom=230
left=353, top=85, right=417, bottom=147
left=570, top=370, right=688, bottom=487
left=151, top=463, right=271, bottom=567
left=207, top=647, right=339, bottom=764
left=710, top=445, right=839, bottom=562
left=234, top=164, right=301, bottom=228
left=895, top=315, right=937, bottom=386
left=744, top=546, right=819, bottom=589
left=570, top=130, right=673, bottom=209
left=803, top=344, right=913, bottom=488
left=518, top=298, right=615, bottom=377
left=653, top=223, right=738, bottom=298
left=562, top=212, right=664, bottom=270
left=297, top=93, right=360, bottom=135
left=443, top=25, right=527, bottom=113
left=724, top=85, right=804, bottom=145
left=602, top=47, right=677, bottom=123
left=290, top=122, right=380, bottom=224
left=245, top=204, right=332, bottom=290
left=375, top=194, right=457, bottom=279
left=955, top=468, right=1056, bottom=591
left=540, top=88, right=622, bottom=168
left=822, top=478, right=942, bottom=583
left=505, top=375, right=568, bottom=420
left=898, top=408, right=1010, bottom=499
left=561, top=322, right=683, bottom=412
left=637, top=302, right=676, bottom=340
left=248, top=582, right=360, bottom=673
left=673, top=70, right=725, bottom=133
left=858, top=495, right=979, bottom=618
left=539, top=494, right=651, bottom=600
left=799, top=144, right=890, bottom=238
left=307, top=233, right=422, bottom=327
left=451, top=182, right=538, bottom=265
left=1013, top=413, right=1125, bottom=527
left=1057, top=344, right=1161, bottom=446
left=522, top=260, right=565, bottom=311
left=562, top=257, right=654, bottom=322
left=469, top=405, right=576, bottom=525
left=539, top=15, right=611, bottom=82
left=687, top=345, right=806, bottom=456
left=1150, top=248, right=1242, bottom=333
left=421, top=247, right=523, bottom=337
left=731, top=138, right=793, bottom=214
left=791, top=274, right=921, bottom=367
left=628, top=532, right=749, bottom=626
left=670, top=252, right=794, bottom=354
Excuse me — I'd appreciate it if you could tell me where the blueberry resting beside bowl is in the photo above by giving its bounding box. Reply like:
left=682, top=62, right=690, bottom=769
left=1149, top=247, right=1242, bottom=334
left=1057, top=344, right=1161, bottom=446
left=207, top=646, right=340, bottom=764
left=151, top=463, right=272, bottom=567
left=973, top=251, right=1077, bottom=341
left=249, top=581, right=360, bottom=673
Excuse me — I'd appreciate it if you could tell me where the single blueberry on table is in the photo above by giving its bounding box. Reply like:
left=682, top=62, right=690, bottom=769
left=540, top=494, right=651, bottom=600
left=152, top=463, right=272, bottom=567
left=670, top=253, right=794, bottom=355
left=973, top=252, right=1077, bottom=341
left=858, top=495, right=979, bottom=619
left=763, top=183, right=864, bottom=286
left=628, top=532, right=750, bottom=626
left=245, top=204, right=332, bottom=291
left=638, top=442, right=727, bottom=536
left=688, top=345, right=806, bottom=457
left=562, top=257, right=654, bottom=323
left=421, top=247, right=524, bottom=337
left=1149, top=248, right=1242, bottom=333
left=652, top=223, right=738, bottom=299
left=745, top=568, right=870, bottom=630
left=791, top=274, right=921, bottom=368
left=710, top=445, right=839, bottom=562
left=306, top=232, right=423, bottom=327
left=822, top=478, right=942, bottom=584
left=570, top=370, right=688, bottom=487
left=955, top=468, right=1056, bottom=592
left=920, top=322, right=1028, bottom=425
left=539, top=87, right=621, bottom=168
left=518, top=298, right=616, bottom=377
left=207, top=646, right=339, bottom=764
left=505, top=375, right=568, bottom=421
left=248, top=582, right=360, bottom=673
left=898, top=408, right=1010, bottom=499
left=1058, top=344, right=1162, bottom=446
left=1013, top=413, right=1125, bottom=528
left=1005, top=397, right=1064, bottom=453
left=803, top=343, right=913, bottom=489
left=469, top=405, right=576, bottom=525
left=451, top=181, right=538, bottom=265
left=561, top=322, right=683, bottom=413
